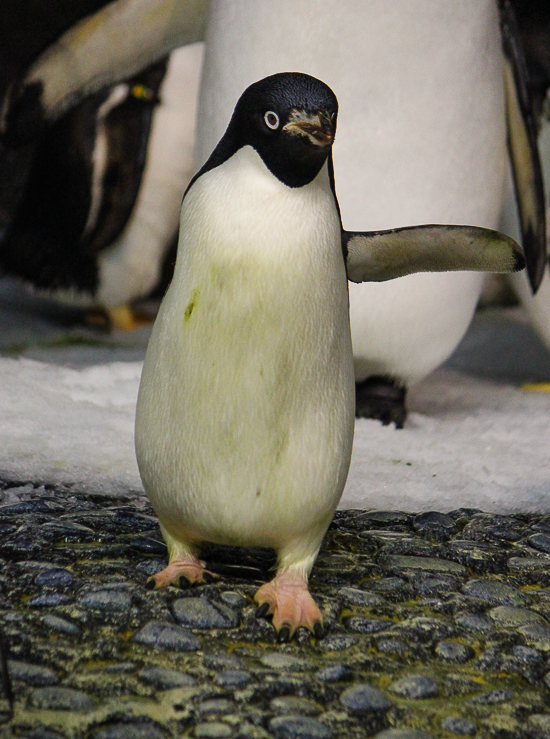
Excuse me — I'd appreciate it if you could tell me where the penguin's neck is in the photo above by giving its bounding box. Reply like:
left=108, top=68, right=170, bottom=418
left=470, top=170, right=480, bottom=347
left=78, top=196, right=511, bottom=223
left=175, top=146, right=341, bottom=274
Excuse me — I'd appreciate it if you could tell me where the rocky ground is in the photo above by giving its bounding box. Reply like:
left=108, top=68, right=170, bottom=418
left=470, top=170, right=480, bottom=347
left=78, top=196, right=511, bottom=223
left=1, top=483, right=550, bottom=739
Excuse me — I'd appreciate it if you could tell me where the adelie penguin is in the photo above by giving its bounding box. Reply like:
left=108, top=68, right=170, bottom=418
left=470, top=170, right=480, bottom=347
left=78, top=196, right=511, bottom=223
left=135, top=72, right=524, bottom=639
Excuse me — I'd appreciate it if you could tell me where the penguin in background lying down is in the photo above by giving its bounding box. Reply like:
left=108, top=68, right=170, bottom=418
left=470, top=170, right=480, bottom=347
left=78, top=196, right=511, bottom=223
left=135, top=72, right=524, bottom=639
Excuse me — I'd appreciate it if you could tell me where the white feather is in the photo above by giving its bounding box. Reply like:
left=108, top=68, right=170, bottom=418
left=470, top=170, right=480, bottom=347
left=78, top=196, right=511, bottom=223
left=135, top=148, right=355, bottom=573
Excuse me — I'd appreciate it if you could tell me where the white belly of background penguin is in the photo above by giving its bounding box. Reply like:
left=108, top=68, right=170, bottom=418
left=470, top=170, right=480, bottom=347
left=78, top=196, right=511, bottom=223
left=135, top=72, right=524, bottom=639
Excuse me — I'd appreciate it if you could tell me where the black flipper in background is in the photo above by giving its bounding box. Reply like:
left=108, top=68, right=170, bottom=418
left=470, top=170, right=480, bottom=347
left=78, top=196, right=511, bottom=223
left=498, top=0, right=547, bottom=294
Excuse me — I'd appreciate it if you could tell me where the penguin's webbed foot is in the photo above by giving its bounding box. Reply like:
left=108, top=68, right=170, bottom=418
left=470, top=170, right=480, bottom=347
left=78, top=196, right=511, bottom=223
left=254, top=571, right=323, bottom=641
left=146, top=554, right=218, bottom=590
left=355, top=375, right=407, bottom=428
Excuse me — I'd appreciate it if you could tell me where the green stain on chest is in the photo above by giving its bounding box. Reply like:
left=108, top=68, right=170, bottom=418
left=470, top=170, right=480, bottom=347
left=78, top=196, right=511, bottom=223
left=184, top=288, right=200, bottom=323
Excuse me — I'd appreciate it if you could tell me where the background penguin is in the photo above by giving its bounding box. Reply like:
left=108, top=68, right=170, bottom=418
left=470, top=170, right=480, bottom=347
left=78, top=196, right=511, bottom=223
left=194, top=0, right=546, bottom=427
left=135, top=71, right=523, bottom=639
left=0, top=1, right=204, bottom=327
left=2, top=0, right=547, bottom=395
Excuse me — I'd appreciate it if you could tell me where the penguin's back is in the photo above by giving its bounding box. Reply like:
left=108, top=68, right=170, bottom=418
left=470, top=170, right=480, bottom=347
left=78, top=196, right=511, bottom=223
left=135, top=146, right=354, bottom=551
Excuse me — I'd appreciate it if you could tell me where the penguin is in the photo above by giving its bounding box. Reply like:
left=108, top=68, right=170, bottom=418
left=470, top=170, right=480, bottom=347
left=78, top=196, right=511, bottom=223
left=0, top=37, right=203, bottom=328
left=134, top=72, right=524, bottom=639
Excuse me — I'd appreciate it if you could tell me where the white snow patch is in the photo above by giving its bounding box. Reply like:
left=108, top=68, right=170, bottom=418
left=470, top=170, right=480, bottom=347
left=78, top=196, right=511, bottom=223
left=0, top=357, right=549, bottom=511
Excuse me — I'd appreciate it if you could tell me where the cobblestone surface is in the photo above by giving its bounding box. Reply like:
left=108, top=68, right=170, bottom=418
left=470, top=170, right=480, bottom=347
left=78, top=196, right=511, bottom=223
left=0, top=483, right=549, bottom=737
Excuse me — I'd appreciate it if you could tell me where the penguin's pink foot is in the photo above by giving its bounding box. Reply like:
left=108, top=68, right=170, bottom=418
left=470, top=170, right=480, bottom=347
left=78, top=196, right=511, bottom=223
left=146, top=554, right=218, bottom=590
left=254, top=571, right=323, bottom=642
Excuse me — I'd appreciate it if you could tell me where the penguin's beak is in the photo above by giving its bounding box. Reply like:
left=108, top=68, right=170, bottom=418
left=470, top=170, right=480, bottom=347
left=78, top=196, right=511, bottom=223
left=283, top=109, right=334, bottom=146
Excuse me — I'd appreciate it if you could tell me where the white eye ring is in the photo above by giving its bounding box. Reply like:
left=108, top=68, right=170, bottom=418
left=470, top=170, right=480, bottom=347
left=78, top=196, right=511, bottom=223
left=264, top=111, right=279, bottom=130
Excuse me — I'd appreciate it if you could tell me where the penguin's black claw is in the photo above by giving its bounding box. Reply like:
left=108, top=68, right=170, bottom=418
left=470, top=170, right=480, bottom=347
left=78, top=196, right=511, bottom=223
left=355, top=375, right=407, bottom=429
left=145, top=578, right=156, bottom=591
left=277, top=625, right=291, bottom=643
left=313, top=622, right=324, bottom=639
left=255, top=602, right=270, bottom=619
left=178, top=575, right=192, bottom=589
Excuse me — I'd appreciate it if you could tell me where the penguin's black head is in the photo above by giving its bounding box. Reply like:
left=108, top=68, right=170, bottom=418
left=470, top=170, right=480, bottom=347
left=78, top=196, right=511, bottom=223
left=200, top=72, right=338, bottom=189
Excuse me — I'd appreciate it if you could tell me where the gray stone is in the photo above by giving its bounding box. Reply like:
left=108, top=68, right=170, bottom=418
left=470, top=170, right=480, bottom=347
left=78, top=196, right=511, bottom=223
left=344, top=617, right=392, bottom=634
left=441, top=717, right=477, bottom=735
left=89, top=724, right=167, bottom=739
left=518, top=622, right=550, bottom=650
left=8, top=660, right=58, bottom=686
left=103, top=662, right=136, bottom=674
left=488, top=606, right=545, bottom=627
left=340, top=684, right=392, bottom=715
left=413, top=511, right=458, bottom=541
left=132, top=620, right=201, bottom=651
left=379, top=554, right=466, bottom=577
left=508, top=557, right=550, bottom=572
left=35, top=567, right=74, bottom=588
left=526, top=532, right=550, bottom=553
left=315, top=664, right=353, bottom=682
left=80, top=589, right=132, bottom=612
left=199, top=699, right=236, bottom=715
left=194, top=725, right=232, bottom=739
left=374, top=732, right=431, bottom=739
left=220, top=591, right=247, bottom=608
left=214, top=669, right=252, bottom=689
left=268, top=716, right=331, bottom=739
left=338, top=587, right=386, bottom=606
left=28, top=686, right=96, bottom=711
left=388, top=675, right=438, bottom=699
left=138, top=666, right=196, bottom=689
left=42, top=614, right=81, bottom=636
left=136, top=560, right=167, bottom=577
left=317, top=635, right=358, bottom=651
left=434, top=640, right=474, bottom=663
left=527, top=715, right=550, bottom=735
left=376, top=639, right=408, bottom=655
left=470, top=688, right=513, bottom=704
left=27, top=593, right=70, bottom=607
left=270, top=697, right=322, bottom=716
left=172, top=597, right=239, bottom=629
left=259, top=653, right=309, bottom=671
left=204, top=654, right=243, bottom=670
left=455, top=612, right=493, bottom=634
left=462, top=579, right=528, bottom=606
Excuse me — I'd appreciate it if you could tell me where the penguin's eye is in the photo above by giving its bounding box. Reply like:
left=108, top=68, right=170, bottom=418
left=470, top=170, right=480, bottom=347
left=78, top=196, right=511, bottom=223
left=264, top=111, right=280, bottom=130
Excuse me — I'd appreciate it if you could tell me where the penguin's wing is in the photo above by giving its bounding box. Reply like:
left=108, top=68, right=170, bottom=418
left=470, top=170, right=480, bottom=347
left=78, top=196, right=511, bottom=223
left=499, top=0, right=547, bottom=293
left=1, top=0, right=208, bottom=145
left=344, top=225, right=525, bottom=283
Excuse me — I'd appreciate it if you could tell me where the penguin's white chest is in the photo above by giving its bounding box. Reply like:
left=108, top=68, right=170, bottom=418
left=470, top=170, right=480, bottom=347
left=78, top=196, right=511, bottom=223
left=135, top=147, right=355, bottom=551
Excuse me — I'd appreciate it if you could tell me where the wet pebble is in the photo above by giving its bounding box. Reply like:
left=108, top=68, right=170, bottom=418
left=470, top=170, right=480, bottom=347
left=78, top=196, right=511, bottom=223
left=470, top=688, right=513, bottom=704
left=89, top=723, right=167, bottom=739
left=28, top=686, right=96, bottom=711
left=488, top=606, right=545, bottom=627
left=270, top=696, right=322, bottom=716
left=434, top=640, right=474, bottom=663
left=220, top=591, right=248, bottom=608
left=526, top=532, right=550, bottom=553
left=199, top=698, right=236, bottom=715
left=259, top=653, right=309, bottom=671
left=338, top=587, right=386, bottom=607
left=462, top=579, right=528, bottom=607
left=34, top=567, right=74, bottom=588
left=214, top=669, right=252, bottom=689
left=27, top=593, right=70, bottom=607
left=42, top=614, right=81, bottom=636
left=344, top=616, right=392, bottom=634
left=8, top=660, right=58, bottom=686
left=80, top=589, right=132, bottom=612
left=317, top=634, right=358, bottom=651
left=441, top=716, right=477, bottom=735
left=268, top=715, right=332, bottom=739
left=194, top=724, right=232, bottom=739
left=388, top=675, right=438, bottom=699
left=374, top=731, right=431, bottom=739
left=340, top=683, right=392, bottom=715
left=172, top=597, right=239, bottom=629
left=455, top=612, right=493, bottom=634
left=315, top=664, right=353, bottom=683
left=138, top=666, right=196, bottom=689
left=132, top=620, right=201, bottom=651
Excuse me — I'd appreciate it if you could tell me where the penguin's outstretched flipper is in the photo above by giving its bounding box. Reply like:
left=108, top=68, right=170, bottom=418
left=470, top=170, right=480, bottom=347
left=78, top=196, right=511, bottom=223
left=498, top=0, right=547, bottom=293
left=344, top=224, right=525, bottom=284
left=1, top=0, right=208, bottom=145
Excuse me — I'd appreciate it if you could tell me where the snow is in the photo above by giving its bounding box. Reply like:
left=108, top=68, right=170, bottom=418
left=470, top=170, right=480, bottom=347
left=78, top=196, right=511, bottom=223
left=1, top=345, right=549, bottom=512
